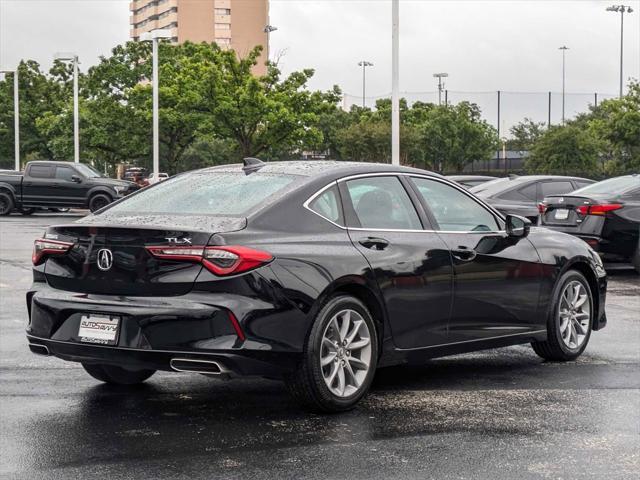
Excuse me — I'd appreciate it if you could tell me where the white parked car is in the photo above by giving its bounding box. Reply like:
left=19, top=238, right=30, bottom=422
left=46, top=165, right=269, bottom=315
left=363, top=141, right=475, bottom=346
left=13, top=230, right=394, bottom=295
left=147, top=173, right=169, bottom=185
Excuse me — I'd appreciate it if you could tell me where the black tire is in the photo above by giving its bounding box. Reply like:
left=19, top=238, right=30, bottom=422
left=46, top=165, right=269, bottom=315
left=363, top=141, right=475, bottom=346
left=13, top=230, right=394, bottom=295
left=285, top=295, right=379, bottom=413
left=632, top=241, right=640, bottom=274
left=0, top=192, right=14, bottom=215
left=82, top=363, right=155, bottom=385
left=20, top=208, right=35, bottom=215
left=88, top=194, right=112, bottom=213
left=531, top=270, right=593, bottom=361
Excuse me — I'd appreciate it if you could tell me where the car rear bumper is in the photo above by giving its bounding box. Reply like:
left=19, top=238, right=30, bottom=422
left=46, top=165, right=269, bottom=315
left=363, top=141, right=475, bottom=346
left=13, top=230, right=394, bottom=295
left=25, top=281, right=303, bottom=378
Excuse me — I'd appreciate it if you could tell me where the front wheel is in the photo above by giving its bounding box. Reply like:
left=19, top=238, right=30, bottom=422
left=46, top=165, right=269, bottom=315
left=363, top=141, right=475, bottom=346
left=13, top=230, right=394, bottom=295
left=82, top=363, right=155, bottom=385
left=532, top=270, right=593, bottom=361
left=88, top=194, right=112, bottom=213
left=285, top=295, right=378, bottom=413
left=0, top=192, right=14, bottom=215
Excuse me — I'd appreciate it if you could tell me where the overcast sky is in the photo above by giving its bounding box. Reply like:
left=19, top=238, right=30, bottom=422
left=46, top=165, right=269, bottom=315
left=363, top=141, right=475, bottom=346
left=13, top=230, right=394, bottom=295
left=1, top=0, right=639, bottom=128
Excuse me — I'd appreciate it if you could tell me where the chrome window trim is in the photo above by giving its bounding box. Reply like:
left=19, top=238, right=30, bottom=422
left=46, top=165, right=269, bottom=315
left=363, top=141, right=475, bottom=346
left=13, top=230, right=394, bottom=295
left=303, top=171, right=508, bottom=234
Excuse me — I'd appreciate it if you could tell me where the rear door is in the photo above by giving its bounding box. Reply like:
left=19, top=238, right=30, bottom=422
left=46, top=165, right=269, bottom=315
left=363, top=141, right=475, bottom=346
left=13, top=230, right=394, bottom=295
left=408, top=176, right=545, bottom=342
left=22, top=164, right=56, bottom=207
left=339, top=174, right=453, bottom=349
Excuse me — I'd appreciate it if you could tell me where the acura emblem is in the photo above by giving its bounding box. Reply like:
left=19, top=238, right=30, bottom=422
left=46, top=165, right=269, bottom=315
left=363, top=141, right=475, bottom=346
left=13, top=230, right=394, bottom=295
left=96, top=248, right=114, bottom=271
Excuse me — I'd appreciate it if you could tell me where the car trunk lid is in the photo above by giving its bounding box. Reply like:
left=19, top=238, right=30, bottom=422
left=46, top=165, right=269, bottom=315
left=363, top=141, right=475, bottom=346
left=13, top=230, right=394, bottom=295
left=41, top=215, right=246, bottom=296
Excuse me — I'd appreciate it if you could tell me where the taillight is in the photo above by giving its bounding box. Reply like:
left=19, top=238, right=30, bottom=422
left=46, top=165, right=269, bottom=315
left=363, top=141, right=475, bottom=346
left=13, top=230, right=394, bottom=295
left=576, top=204, right=623, bottom=216
left=145, top=245, right=273, bottom=276
left=538, top=203, right=548, bottom=214
left=32, top=239, right=74, bottom=265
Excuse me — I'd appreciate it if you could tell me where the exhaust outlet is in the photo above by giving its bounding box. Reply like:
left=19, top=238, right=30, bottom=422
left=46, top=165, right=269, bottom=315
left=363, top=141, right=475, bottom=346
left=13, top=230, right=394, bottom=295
left=29, top=343, right=50, bottom=356
left=170, top=358, right=226, bottom=375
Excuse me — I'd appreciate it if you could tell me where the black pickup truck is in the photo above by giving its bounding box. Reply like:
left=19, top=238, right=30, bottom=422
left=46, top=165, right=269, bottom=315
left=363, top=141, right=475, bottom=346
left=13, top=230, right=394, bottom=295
left=0, top=161, right=139, bottom=215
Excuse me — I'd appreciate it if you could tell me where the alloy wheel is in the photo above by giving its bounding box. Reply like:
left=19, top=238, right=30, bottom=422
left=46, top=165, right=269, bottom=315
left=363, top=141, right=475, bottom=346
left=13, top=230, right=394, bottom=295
left=558, top=280, right=591, bottom=349
left=320, top=309, right=372, bottom=397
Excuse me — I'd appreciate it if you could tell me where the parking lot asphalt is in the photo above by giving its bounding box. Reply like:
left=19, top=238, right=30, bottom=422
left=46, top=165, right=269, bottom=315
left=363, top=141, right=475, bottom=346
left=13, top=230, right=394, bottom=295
left=0, top=213, right=638, bottom=480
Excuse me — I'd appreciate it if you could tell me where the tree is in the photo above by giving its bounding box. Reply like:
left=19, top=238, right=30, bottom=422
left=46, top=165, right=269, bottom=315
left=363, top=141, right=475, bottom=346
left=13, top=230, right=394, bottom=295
left=506, top=118, right=546, bottom=151
left=187, top=45, right=342, bottom=159
left=526, top=124, right=601, bottom=176
left=418, top=102, right=498, bottom=172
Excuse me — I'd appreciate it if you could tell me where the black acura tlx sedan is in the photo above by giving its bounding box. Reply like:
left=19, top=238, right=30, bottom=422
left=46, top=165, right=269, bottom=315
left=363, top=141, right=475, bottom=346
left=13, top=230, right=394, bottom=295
left=26, top=159, right=607, bottom=412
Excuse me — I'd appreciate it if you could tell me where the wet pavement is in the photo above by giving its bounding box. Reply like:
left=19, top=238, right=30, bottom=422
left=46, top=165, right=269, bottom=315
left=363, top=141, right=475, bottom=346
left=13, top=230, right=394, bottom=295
left=1, top=214, right=639, bottom=479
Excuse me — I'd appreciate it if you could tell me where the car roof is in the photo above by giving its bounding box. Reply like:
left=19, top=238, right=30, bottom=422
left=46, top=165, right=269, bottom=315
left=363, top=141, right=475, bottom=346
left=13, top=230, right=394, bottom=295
left=197, top=160, right=442, bottom=180
left=470, top=174, right=594, bottom=195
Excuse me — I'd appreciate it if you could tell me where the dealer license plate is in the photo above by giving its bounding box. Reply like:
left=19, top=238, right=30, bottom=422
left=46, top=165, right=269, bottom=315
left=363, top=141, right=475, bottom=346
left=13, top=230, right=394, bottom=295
left=554, top=209, right=569, bottom=220
left=78, top=315, right=120, bottom=345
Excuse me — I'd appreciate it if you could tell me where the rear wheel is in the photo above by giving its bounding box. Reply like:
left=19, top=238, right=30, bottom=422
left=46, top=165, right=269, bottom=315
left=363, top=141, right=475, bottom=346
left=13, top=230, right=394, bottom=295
left=632, top=241, right=640, bottom=274
left=285, top=295, right=378, bottom=413
left=82, top=363, right=155, bottom=385
left=0, top=192, right=14, bottom=215
left=89, top=194, right=112, bottom=213
left=20, top=208, right=35, bottom=215
left=532, top=270, right=593, bottom=361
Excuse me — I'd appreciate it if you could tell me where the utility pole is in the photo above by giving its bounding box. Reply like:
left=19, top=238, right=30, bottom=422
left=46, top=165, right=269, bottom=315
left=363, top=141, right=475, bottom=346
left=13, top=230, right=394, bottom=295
left=54, top=53, right=80, bottom=162
left=358, top=61, right=373, bottom=108
left=391, top=0, right=400, bottom=166
left=433, top=73, right=448, bottom=105
left=559, top=46, right=569, bottom=124
left=606, top=5, right=634, bottom=97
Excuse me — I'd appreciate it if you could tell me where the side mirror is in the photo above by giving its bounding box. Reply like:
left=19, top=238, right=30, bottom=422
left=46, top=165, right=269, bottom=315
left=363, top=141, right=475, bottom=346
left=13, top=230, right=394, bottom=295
left=71, top=175, right=82, bottom=183
left=506, top=214, right=531, bottom=238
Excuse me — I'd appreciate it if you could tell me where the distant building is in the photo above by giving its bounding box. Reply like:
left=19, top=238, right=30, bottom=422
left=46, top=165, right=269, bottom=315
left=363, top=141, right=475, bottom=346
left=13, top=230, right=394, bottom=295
left=130, top=0, right=269, bottom=74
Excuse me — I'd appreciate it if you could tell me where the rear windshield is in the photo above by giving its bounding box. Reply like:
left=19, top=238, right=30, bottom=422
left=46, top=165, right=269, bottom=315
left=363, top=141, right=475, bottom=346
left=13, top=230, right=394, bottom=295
left=469, top=177, right=521, bottom=196
left=106, top=172, right=298, bottom=216
left=571, top=176, right=640, bottom=195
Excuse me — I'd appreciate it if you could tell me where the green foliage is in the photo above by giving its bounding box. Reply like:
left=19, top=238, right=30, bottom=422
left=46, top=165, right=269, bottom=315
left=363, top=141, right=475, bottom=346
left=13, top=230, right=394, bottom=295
left=526, top=124, right=601, bottom=176
left=506, top=118, right=546, bottom=151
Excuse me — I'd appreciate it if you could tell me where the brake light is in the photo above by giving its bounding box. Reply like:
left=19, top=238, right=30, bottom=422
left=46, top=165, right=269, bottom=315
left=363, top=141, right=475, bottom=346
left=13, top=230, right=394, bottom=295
left=32, top=239, right=74, bottom=265
left=145, top=245, right=273, bottom=276
left=538, top=203, right=548, bottom=214
left=576, top=204, right=623, bottom=216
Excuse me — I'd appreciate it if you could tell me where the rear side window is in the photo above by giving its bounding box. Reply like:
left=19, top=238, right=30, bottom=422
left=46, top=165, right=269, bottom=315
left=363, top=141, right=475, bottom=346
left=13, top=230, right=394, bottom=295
left=540, top=181, right=574, bottom=197
left=344, top=176, right=422, bottom=230
left=106, top=172, right=298, bottom=216
left=28, top=165, right=54, bottom=178
left=308, top=184, right=342, bottom=225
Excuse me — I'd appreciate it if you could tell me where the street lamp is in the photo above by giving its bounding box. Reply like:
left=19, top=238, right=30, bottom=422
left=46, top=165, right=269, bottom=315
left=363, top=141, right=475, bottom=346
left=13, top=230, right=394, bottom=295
left=141, top=29, right=172, bottom=177
left=54, top=53, right=80, bottom=163
left=0, top=68, right=19, bottom=171
left=559, top=46, right=569, bottom=124
left=263, top=25, right=277, bottom=33
left=433, top=73, right=448, bottom=105
left=357, top=61, right=374, bottom=108
left=606, top=5, right=634, bottom=97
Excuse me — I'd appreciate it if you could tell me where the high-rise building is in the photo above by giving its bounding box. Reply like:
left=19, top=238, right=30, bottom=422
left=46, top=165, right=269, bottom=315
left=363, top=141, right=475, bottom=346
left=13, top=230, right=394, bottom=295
left=130, top=0, right=269, bottom=74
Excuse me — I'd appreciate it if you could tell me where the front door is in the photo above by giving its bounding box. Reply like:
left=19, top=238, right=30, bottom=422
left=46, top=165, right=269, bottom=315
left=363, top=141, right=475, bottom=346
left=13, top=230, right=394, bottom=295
left=408, top=176, right=544, bottom=343
left=339, top=175, right=453, bottom=349
left=53, top=165, right=87, bottom=207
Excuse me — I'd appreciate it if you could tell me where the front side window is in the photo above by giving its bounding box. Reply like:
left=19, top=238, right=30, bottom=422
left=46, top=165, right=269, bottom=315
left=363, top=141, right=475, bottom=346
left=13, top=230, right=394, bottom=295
left=411, top=177, right=500, bottom=232
left=344, top=176, right=422, bottom=230
left=308, top=184, right=342, bottom=225
left=55, top=166, right=75, bottom=182
left=106, top=172, right=297, bottom=216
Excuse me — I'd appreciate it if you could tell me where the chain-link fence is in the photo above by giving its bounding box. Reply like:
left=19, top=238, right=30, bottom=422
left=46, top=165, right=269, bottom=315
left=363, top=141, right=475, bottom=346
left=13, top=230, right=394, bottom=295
left=343, top=90, right=618, bottom=137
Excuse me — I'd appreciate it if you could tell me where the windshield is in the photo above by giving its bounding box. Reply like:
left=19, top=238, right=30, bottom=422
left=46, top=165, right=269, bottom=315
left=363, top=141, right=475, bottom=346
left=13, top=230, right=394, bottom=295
left=75, top=163, right=104, bottom=178
left=105, top=172, right=298, bottom=216
left=571, top=176, right=640, bottom=195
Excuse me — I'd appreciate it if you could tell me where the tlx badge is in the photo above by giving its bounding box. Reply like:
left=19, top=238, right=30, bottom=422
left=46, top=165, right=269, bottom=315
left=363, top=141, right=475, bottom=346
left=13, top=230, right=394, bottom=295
left=165, top=237, right=192, bottom=244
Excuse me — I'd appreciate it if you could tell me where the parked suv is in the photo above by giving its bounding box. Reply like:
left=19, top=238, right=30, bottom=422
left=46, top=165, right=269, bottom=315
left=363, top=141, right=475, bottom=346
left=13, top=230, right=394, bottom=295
left=0, top=161, right=139, bottom=215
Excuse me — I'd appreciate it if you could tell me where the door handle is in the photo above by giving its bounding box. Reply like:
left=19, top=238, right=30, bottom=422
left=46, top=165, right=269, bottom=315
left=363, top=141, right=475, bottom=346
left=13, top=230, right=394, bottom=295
left=358, top=237, right=390, bottom=251
left=451, top=247, right=477, bottom=262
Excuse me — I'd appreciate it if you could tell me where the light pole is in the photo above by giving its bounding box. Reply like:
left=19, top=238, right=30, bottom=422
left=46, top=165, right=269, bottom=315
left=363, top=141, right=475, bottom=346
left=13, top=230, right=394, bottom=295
left=141, top=29, right=171, bottom=177
left=433, top=73, right=448, bottom=105
left=357, top=61, right=373, bottom=108
left=606, top=5, right=634, bottom=97
left=0, top=69, right=19, bottom=171
left=55, top=53, right=80, bottom=163
left=391, top=0, right=400, bottom=166
left=559, top=46, right=569, bottom=124
left=264, top=25, right=277, bottom=61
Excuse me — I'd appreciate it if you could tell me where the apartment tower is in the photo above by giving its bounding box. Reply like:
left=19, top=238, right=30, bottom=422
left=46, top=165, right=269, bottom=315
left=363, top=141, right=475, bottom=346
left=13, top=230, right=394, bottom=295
left=130, top=0, right=269, bottom=74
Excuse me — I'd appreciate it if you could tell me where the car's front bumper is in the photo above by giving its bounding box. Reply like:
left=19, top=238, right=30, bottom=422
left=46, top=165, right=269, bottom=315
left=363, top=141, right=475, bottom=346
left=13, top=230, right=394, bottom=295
left=25, top=281, right=303, bottom=378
